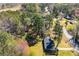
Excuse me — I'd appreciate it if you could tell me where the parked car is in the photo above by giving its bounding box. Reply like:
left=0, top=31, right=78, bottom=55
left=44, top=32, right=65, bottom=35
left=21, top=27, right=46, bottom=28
left=64, top=14, right=73, bottom=20
left=42, top=36, right=58, bottom=55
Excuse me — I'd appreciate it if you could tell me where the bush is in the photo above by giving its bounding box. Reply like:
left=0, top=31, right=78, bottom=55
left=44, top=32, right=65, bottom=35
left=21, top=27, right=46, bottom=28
left=66, top=24, right=75, bottom=31
left=0, top=31, right=16, bottom=55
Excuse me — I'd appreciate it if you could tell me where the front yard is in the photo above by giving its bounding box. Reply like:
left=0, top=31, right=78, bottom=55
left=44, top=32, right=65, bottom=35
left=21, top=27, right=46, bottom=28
left=29, top=40, right=75, bottom=56
left=29, top=19, right=77, bottom=56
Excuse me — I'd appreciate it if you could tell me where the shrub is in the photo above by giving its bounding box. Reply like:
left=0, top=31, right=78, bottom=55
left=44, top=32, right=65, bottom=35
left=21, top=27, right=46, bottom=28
left=0, top=31, right=16, bottom=55
left=66, top=24, right=75, bottom=31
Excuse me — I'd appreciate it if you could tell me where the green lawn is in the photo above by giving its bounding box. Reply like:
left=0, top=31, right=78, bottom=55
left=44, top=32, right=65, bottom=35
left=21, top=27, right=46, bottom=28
left=58, top=50, right=75, bottom=56
left=29, top=42, right=45, bottom=56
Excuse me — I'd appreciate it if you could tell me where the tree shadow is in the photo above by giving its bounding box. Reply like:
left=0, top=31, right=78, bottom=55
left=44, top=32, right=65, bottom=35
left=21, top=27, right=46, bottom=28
left=55, top=36, right=62, bottom=48
left=44, top=49, right=59, bottom=56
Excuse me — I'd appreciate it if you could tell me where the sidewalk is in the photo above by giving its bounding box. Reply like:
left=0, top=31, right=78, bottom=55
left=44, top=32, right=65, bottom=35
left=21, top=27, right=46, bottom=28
left=58, top=48, right=73, bottom=50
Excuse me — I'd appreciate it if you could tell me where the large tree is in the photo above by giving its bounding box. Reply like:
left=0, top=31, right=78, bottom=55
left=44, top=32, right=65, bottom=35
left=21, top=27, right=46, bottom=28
left=45, top=15, right=53, bottom=29
left=32, top=13, right=45, bottom=37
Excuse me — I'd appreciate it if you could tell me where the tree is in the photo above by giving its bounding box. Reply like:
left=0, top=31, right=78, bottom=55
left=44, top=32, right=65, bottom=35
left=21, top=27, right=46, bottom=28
left=20, top=13, right=32, bottom=32
left=52, top=6, right=59, bottom=18
left=51, top=4, right=73, bottom=18
left=54, top=20, right=62, bottom=36
left=22, top=4, right=40, bottom=13
left=39, top=3, right=48, bottom=12
left=22, top=4, right=36, bottom=12
left=45, top=15, right=53, bottom=29
left=53, top=20, right=62, bottom=47
left=32, top=13, right=45, bottom=37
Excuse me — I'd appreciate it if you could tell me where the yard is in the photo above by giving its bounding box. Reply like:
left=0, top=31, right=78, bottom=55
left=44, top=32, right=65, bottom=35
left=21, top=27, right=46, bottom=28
left=29, top=39, right=75, bottom=56
left=29, top=19, right=76, bottom=56
left=29, top=42, right=44, bottom=56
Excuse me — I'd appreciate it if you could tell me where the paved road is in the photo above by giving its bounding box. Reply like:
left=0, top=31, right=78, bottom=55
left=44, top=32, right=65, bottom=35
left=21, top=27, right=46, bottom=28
left=0, top=4, right=21, bottom=12
left=62, top=27, right=79, bottom=53
left=58, top=48, right=79, bottom=53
